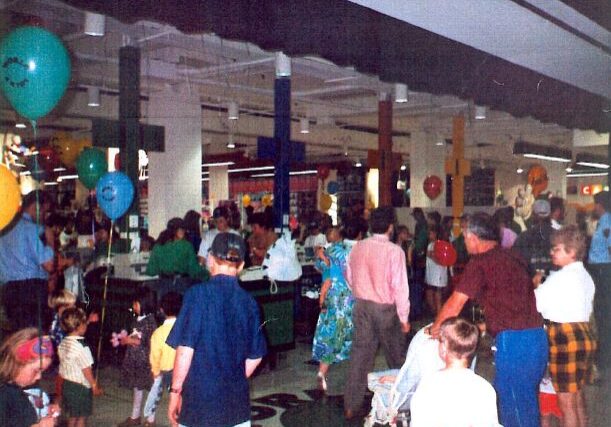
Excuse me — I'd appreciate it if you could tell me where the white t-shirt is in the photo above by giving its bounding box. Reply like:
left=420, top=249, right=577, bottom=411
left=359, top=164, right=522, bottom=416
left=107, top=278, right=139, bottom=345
left=197, top=228, right=241, bottom=261
left=534, top=261, right=595, bottom=323
left=410, top=368, right=499, bottom=427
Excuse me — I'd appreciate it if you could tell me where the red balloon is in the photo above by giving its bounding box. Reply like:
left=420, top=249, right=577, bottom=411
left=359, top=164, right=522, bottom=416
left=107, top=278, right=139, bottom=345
left=423, top=175, right=443, bottom=200
left=434, top=240, right=457, bottom=267
left=317, top=164, right=330, bottom=181
left=37, top=146, right=60, bottom=172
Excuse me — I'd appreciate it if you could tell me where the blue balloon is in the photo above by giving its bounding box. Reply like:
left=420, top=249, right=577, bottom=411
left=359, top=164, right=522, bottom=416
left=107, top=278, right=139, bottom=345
left=327, top=180, right=340, bottom=195
left=96, top=172, right=135, bottom=220
left=0, top=26, right=71, bottom=121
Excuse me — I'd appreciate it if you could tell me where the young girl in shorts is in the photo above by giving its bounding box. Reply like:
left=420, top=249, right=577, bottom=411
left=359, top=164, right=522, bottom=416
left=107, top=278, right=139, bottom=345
left=117, top=287, right=158, bottom=427
left=424, top=225, right=448, bottom=315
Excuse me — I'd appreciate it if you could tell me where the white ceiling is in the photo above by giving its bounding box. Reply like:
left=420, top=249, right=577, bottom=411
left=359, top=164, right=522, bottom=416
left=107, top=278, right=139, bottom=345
left=0, top=0, right=608, bottom=172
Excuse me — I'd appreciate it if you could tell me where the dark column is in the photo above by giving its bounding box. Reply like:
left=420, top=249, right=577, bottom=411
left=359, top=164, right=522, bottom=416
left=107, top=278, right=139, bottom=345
left=273, top=77, right=291, bottom=231
left=118, top=46, right=141, bottom=233
left=378, top=94, right=393, bottom=207
left=119, top=46, right=140, bottom=206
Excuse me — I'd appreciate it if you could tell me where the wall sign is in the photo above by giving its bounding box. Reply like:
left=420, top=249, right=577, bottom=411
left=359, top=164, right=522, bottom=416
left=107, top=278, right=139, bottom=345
left=581, top=184, right=604, bottom=196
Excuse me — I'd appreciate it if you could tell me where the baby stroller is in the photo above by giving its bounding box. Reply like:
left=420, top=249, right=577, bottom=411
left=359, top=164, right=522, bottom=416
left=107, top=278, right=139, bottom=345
left=365, top=325, right=477, bottom=426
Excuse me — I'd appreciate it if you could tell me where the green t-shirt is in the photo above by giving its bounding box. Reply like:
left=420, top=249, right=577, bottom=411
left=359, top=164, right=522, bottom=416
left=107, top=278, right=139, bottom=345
left=145, top=239, right=209, bottom=281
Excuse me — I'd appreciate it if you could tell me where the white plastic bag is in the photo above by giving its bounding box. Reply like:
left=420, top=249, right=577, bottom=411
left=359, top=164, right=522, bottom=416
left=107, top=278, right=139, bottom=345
left=262, top=231, right=302, bottom=282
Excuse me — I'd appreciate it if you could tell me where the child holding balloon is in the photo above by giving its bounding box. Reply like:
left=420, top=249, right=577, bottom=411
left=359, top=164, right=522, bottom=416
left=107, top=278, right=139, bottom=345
left=424, top=225, right=448, bottom=316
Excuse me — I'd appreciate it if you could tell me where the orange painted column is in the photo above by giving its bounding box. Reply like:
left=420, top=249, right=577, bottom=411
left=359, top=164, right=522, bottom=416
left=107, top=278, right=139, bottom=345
left=378, top=94, right=393, bottom=207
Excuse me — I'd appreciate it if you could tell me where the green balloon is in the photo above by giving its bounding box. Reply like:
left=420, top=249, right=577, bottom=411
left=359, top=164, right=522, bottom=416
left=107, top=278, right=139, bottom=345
left=76, top=148, right=108, bottom=189
left=0, top=26, right=71, bottom=121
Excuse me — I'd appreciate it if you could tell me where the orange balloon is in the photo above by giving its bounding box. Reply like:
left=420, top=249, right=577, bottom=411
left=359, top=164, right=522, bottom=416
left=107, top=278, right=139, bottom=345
left=319, top=193, right=332, bottom=211
left=52, top=134, right=88, bottom=168
left=527, top=165, right=548, bottom=197
left=0, top=165, right=21, bottom=231
left=242, top=194, right=251, bottom=207
left=262, top=194, right=273, bottom=207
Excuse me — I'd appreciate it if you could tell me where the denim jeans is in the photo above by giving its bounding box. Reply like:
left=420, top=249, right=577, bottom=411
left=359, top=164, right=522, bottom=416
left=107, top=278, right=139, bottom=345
left=143, top=371, right=172, bottom=421
left=494, top=327, right=548, bottom=427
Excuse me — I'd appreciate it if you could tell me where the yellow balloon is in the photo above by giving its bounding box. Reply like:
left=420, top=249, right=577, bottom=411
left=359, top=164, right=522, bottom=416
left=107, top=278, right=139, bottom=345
left=262, top=194, right=273, bottom=207
left=0, top=165, right=21, bottom=231
left=319, top=193, right=332, bottom=211
left=242, top=194, right=251, bottom=207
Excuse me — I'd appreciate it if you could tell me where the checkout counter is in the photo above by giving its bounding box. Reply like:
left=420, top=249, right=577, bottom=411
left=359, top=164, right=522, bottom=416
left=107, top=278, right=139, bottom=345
left=85, top=250, right=322, bottom=365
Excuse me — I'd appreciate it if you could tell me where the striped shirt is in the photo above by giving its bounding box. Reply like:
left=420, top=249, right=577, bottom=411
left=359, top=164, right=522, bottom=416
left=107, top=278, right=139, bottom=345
left=58, top=336, right=94, bottom=388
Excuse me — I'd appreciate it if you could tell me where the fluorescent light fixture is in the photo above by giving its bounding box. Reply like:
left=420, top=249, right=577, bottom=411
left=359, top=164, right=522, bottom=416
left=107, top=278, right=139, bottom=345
left=394, top=83, right=408, bottom=103
left=87, top=86, right=100, bottom=107
left=57, top=174, right=79, bottom=182
left=567, top=172, right=609, bottom=178
left=355, top=160, right=362, bottom=167
left=290, top=169, right=317, bottom=175
left=513, top=140, right=572, bottom=163
left=435, top=140, right=445, bottom=146
left=475, top=105, right=486, bottom=120
left=575, top=153, right=609, bottom=169
left=275, top=52, right=291, bottom=77
left=251, top=169, right=317, bottom=178
left=228, top=102, right=239, bottom=120
left=15, top=122, right=26, bottom=129
left=44, top=181, right=59, bottom=186
left=53, top=167, right=67, bottom=172
left=229, top=166, right=275, bottom=173
left=516, top=166, right=524, bottom=174
left=202, top=161, right=235, bottom=167
left=226, top=134, right=236, bottom=149
left=300, top=118, right=310, bottom=134
left=400, top=164, right=407, bottom=171
left=201, top=177, right=210, bottom=181
left=20, top=171, right=31, bottom=176
left=84, top=12, right=105, bottom=36
left=522, top=153, right=571, bottom=163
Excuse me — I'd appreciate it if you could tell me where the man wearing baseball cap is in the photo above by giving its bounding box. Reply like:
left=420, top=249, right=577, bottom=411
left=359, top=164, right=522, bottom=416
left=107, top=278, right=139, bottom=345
left=167, top=233, right=267, bottom=427
left=197, top=206, right=240, bottom=266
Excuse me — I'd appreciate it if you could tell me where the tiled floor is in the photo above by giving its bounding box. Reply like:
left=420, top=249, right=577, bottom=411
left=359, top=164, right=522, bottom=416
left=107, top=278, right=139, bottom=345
left=40, top=320, right=610, bottom=427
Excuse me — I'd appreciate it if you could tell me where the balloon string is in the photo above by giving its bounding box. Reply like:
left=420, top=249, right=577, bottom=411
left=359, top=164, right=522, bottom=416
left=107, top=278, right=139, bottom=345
left=95, top=219, right=114, bottom=381
left=31, top=122, right=45, bottom=376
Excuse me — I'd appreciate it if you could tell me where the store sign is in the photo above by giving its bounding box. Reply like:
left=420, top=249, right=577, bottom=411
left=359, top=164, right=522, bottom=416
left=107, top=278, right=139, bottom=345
left=581, top=184, right=604, bottom=195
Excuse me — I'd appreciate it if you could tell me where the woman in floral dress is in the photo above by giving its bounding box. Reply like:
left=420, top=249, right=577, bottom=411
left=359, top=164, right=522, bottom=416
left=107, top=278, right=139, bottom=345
left=312, top=222, right=362, bottom=392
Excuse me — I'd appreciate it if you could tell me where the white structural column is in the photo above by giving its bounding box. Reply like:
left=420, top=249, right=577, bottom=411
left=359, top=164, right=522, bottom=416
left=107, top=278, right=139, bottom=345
left=146, top=88, right=202, bottom=238
left=208, top=166, right=229, bottom=210
left=410, top=130, right=446, bottom=209
left=545, top=162, right=568, bottom=198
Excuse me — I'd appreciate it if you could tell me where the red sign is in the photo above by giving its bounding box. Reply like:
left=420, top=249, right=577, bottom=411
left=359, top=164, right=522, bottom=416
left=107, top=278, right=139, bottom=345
left=581, top=184, right=604, bottom=196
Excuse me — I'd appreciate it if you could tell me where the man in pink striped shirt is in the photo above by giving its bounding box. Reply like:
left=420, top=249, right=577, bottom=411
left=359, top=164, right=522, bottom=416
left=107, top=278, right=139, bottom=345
left=343, top=207, right=411, bottom=419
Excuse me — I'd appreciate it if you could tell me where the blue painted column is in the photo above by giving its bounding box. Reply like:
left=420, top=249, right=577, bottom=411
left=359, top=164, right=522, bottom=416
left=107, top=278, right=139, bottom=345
left=273, top=77, right=291, bottom=231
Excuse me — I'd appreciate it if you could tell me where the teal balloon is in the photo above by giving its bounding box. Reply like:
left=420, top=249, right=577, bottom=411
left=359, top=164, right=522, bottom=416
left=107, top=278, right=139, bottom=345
left=76, top=148, right=107, bottom=189
left=0, top=26, right=71, bottom=121
left=96, top=172, right=135, bottom=221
